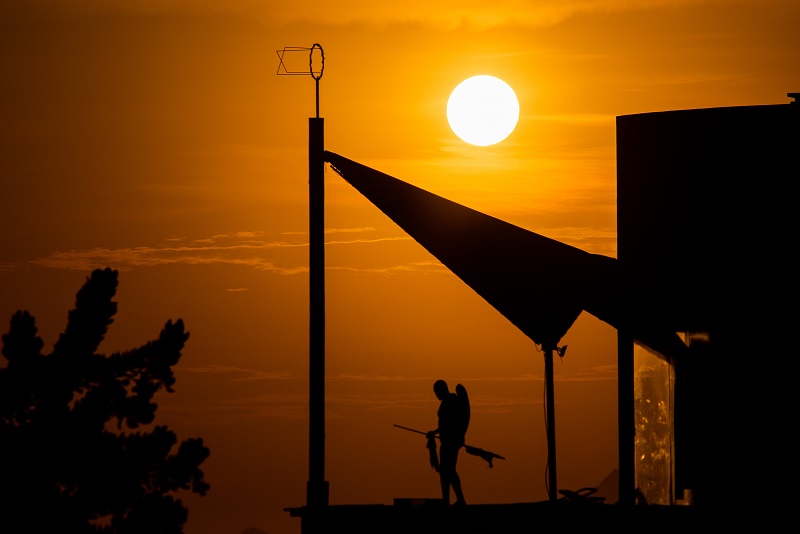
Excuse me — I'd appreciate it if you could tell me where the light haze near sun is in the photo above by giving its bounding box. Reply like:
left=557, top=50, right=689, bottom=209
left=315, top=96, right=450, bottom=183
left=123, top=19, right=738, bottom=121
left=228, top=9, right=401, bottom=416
left=447, top=75, right=520, bottom=146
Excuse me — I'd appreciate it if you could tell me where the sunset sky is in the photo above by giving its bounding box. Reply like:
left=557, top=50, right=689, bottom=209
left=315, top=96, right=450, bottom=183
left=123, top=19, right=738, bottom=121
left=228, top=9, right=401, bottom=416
left=2, top=1, right=798, bottom=533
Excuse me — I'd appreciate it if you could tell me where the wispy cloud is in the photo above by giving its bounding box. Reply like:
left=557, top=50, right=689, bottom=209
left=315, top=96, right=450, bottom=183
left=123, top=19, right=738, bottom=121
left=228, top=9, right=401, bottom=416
left=163, top=368, right=616, bottom=425
left=329, top=261, right=447, bottom=276
left=179, top=367, right=616, bottom=385
left=180, top=364, right=295, bottom=381
left=49, top=0, right=721, bottom=30
left=325, top=227, right=378, bottom=234
left=30, top=245, right=308, bottom=275
left=528, top=113, right=617, bottom=125
left=159, top=392, right=310, bottom=425
left=24, top=220, right=614, bottom=277
left=26, top=229, right=420, bottom=275
left=325, top=236, right=411, bottom=246
left=556, top=364, right=618, bottom=382
left=536, top=227, right=617, bottom=257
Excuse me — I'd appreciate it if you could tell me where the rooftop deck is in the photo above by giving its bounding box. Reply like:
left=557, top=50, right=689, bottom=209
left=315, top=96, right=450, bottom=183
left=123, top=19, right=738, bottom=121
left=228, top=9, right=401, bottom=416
left=286, top=499, right=706, bottom=534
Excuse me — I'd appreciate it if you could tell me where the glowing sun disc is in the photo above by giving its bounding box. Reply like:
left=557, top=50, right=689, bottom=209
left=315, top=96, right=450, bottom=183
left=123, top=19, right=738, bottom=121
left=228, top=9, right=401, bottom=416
left=447, top=75, right=519, bottom=146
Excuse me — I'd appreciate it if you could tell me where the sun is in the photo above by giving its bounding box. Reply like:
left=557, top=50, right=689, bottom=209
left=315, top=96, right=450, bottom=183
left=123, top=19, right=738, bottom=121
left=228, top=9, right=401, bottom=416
left=447, top=75, right=519, bottom=146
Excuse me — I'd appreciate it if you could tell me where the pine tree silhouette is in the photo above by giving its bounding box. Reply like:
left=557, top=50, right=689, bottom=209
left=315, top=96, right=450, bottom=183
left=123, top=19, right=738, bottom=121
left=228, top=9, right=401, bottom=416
left=0, top=268, right=210, bottom=533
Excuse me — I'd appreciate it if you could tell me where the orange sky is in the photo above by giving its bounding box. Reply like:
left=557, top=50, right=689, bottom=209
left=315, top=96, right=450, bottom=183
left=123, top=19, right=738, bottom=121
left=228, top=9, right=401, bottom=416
left=2, top=2, right=798, bottom=533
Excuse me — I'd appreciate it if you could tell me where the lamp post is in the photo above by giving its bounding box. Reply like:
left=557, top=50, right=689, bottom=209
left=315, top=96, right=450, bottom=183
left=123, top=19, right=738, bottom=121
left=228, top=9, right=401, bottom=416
left=277, top=43, right=328, bottom=509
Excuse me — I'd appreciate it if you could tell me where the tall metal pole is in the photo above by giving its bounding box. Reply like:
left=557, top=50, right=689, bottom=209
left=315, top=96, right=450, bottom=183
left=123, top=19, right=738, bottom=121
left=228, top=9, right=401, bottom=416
left=544, top=345, right=558, bottom=502
left=307, top=116, right=328, bottom=509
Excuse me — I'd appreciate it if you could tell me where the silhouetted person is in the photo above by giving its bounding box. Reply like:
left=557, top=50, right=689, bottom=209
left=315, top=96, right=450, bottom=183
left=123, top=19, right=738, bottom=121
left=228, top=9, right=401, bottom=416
left=427, top=379, right=470, bottom=506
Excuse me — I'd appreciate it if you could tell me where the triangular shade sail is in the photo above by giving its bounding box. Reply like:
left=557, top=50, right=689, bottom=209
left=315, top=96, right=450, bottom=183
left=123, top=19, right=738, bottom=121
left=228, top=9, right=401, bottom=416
left=325, top=151, right=623, bottom=349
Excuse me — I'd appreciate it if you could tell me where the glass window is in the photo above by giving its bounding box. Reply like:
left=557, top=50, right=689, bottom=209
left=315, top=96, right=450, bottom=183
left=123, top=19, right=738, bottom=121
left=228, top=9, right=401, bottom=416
left=633, top=343, right=675, bottom=505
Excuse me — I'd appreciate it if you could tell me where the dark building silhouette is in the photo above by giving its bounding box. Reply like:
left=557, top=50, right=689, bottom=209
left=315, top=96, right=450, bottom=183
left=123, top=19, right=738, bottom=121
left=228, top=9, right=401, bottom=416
left=616, top=95, right=798, bottom=512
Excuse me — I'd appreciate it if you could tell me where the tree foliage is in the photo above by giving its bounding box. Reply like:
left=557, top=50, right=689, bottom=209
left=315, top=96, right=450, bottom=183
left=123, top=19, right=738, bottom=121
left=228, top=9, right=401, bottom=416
left=0, top=268, right=210, bottom=533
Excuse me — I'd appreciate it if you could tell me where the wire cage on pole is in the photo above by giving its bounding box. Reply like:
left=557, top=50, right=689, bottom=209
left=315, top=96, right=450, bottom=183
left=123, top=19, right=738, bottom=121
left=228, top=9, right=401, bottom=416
left=276, top=43, right=325, bottom=118
left=276, top=43, right=324, bottom=78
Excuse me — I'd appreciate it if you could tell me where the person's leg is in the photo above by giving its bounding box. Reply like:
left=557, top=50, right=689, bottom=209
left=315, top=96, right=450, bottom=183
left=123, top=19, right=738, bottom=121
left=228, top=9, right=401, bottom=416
left=439, top=472, right=449, bottom=503
left=451, top=450, right=466, bottom=505
left=439, top=443, right=457, bottom=504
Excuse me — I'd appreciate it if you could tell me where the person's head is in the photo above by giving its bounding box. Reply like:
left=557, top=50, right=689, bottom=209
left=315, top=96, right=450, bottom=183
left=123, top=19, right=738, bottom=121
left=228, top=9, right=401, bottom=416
left=433, top=379, right=449, bottom=400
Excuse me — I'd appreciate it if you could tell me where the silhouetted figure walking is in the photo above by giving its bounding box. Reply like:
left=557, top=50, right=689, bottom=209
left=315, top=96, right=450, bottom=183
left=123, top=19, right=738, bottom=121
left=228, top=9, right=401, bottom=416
left=427, top=379, right=470, bottom=506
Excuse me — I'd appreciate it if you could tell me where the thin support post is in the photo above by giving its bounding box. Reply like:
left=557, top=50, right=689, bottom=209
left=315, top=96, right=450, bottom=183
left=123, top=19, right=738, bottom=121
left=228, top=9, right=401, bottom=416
left=618, top=328, right=635, bottom=506
left=307, top=117, right=328, bottom=509
left=315, top=78, right=320, bottom=119
left=544, top=345, right=558, bottom=502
